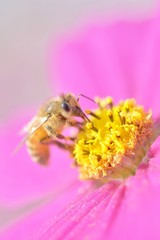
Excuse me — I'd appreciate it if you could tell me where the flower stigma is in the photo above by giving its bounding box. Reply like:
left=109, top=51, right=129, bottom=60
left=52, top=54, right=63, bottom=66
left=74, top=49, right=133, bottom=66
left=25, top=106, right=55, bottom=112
left=73, top=97, right=157, bottom=181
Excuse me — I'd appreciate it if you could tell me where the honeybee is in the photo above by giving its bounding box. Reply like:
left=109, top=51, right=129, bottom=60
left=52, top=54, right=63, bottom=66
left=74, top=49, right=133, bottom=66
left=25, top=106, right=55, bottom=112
left=22, top=93, right=91, bottom=165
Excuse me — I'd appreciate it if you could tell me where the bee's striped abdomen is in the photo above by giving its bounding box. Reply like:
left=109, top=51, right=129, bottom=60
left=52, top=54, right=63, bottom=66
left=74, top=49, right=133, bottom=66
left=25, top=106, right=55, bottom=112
left=26, top=126, right=50, bottom=165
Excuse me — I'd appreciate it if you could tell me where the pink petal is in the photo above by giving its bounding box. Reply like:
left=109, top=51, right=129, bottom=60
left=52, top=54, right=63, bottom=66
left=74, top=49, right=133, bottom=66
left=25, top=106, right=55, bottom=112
left=0, top=111, right=78, bottom=206
left=106, top=157, right=160, bottom=239
left=35, top=181, right=121, bottom=240
left=0, top=180, right=93, bottom=240
left=134, top=16, right=160, bottom=117
left=49, top=14, right=160, bottom=116
left=9, top=137, right=160, bottom=240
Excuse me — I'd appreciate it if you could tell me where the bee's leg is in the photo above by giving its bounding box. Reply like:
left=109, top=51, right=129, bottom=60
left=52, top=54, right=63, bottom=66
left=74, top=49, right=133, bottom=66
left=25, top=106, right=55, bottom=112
left=56, top=134, right=75, bottom=152
left=53, top=139, right=74, bottom=152
left=66, top=119, right=83, bottom=129
left=56, top=134, right=75, bottom=142
left=40, top=134, right=74, bottom=152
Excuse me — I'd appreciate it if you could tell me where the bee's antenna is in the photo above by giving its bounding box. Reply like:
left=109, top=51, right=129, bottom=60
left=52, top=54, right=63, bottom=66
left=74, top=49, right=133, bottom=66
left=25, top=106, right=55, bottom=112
left=78, top=107, right=91, bottom=122
left=77, top=94, right=96, bottom=104
left=83, top=112, right=91, bottom=122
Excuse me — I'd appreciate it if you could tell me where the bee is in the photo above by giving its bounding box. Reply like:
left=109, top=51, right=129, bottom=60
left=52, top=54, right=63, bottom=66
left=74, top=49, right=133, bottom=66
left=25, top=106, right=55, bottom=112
left=21, top=93, right=92, bottom=165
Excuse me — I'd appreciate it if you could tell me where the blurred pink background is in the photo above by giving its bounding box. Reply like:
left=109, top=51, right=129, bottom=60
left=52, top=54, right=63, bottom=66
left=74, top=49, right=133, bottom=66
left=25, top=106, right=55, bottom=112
left=0, top=0, right=156, bottom=122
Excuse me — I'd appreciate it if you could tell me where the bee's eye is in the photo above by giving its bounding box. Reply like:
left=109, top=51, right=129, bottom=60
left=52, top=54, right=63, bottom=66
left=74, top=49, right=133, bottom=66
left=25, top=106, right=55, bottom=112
left=62, top=102, right=71, bottom=112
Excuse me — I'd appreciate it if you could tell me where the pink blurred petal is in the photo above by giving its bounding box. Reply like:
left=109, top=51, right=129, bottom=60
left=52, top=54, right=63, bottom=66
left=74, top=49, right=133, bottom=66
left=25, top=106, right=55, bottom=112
left=148, top=136, right=160, bottom=160
left=134, top=16, right=160, bottom=117
left=106, top=160, right=160, bottom=239
left=50, top=15, right=160, bottom=116
left=1, top=179, right=90, bottom=240
left=0, top=111, right=78, bottom=206
left=9, top=138, right=159, bottom=240
left=42, top=181, right=121, bottom=240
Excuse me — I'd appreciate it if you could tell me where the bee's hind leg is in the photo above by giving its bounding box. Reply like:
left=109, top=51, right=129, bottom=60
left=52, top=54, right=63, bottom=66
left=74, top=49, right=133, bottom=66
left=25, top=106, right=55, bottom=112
left=40, top=135, right=74, bottom=152
left=52, top=139, right=74, bottom=152
left=55, top=134, right=75, bottom=153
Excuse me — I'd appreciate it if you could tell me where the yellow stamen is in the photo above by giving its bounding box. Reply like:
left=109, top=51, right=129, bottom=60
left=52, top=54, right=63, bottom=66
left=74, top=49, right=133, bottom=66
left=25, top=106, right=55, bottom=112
left=74, top=97, right=154, bottom=180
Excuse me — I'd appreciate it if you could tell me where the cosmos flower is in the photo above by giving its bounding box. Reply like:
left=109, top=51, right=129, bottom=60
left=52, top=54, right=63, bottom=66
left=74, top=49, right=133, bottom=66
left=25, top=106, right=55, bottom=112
left=1, top=12, right=160, bottom=240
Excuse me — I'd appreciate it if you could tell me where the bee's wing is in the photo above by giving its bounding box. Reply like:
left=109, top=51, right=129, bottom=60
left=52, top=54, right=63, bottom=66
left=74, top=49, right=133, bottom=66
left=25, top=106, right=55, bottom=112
left=23, top=115, right=49, bottom=136
left=12, top=114, right=50, bottom=156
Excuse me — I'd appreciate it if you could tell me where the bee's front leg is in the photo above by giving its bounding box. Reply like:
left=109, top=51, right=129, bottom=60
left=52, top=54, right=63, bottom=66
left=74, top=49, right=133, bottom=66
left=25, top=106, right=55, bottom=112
left=56, top=134, right=75, bottom=142
left=66, top=119, right=83, bottom=129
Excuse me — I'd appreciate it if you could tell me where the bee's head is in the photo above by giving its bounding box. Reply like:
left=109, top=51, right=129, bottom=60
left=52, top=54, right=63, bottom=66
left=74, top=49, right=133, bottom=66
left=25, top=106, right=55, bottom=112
left=61, top=93, right=87, bottom=120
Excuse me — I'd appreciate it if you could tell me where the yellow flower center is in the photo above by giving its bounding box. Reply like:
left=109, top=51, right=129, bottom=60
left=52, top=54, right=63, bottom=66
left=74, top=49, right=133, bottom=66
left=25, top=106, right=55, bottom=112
left=73, top=97, right=154, bottom=180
